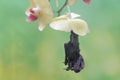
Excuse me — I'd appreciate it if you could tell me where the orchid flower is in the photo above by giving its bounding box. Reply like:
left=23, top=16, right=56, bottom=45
left=83, top=0, right=91, bottom=4
left=55, top=0, right=90, bottom=7
left=50, top=12, right=89, bottom=36
left=68, top=0, right=91, bottom=5
left=25, top=0, right=53, bottom=31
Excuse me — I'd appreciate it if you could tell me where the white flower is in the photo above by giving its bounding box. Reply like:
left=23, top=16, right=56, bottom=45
left=50, top=13, right=89, bottom=36
left=25, top=0, right=53, bottom=31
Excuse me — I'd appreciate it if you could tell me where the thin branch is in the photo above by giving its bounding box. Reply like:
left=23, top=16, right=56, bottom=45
left=57, top=0, right=68, bottom=16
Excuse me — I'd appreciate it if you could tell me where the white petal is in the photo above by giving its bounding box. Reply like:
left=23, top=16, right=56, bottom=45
left=38, top=23, right=46, bottom=31
left=69, top=19, right=89, bottom=36
left=25, top=10, right=31, bottom=16
left=70, top=13, right=80, bottom=19
left=50, top=20, right=71, bottom=32
left=32, top=6, right=40, bottom=13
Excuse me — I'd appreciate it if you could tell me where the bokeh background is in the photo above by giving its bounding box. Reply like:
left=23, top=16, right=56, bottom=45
left=0, top=0, right=120, bottom=80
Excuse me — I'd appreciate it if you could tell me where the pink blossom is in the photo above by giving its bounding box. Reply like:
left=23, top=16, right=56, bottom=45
left=25, top=0, right=53, bottom=31
left=83, top=0, right=91, bottom=4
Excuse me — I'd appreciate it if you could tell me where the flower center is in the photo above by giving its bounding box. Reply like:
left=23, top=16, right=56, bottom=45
left=29, top=6, right=40, bottom=15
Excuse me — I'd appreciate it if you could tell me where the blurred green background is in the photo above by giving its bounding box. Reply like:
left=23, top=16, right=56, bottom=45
left=0, top=0, right=120, bottom=80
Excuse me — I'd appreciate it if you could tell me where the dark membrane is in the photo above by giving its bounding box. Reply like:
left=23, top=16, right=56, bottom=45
left=64, top=31, right=85, bottom=73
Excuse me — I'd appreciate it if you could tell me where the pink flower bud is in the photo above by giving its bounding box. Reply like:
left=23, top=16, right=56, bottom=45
left=83, top=0, right=91, bottom=4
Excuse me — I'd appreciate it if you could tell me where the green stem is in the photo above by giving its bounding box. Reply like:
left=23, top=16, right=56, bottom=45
left=57, top=0, right=68, bottom=16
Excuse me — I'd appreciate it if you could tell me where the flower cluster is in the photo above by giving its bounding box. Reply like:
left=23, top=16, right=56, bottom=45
left=25, top=0, right=90, bottom=36
left=25, top=0, right=91, bottom=73
left=50, top=12, right=89, bottom=36
left=26, top=0, right=53, bottom=31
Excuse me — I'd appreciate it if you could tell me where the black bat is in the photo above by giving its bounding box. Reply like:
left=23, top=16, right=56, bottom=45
left=64, top=31, right=85, bottom=73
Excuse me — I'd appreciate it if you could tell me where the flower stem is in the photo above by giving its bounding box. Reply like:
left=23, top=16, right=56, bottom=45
left=57, top=0, right=68, bottom=16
